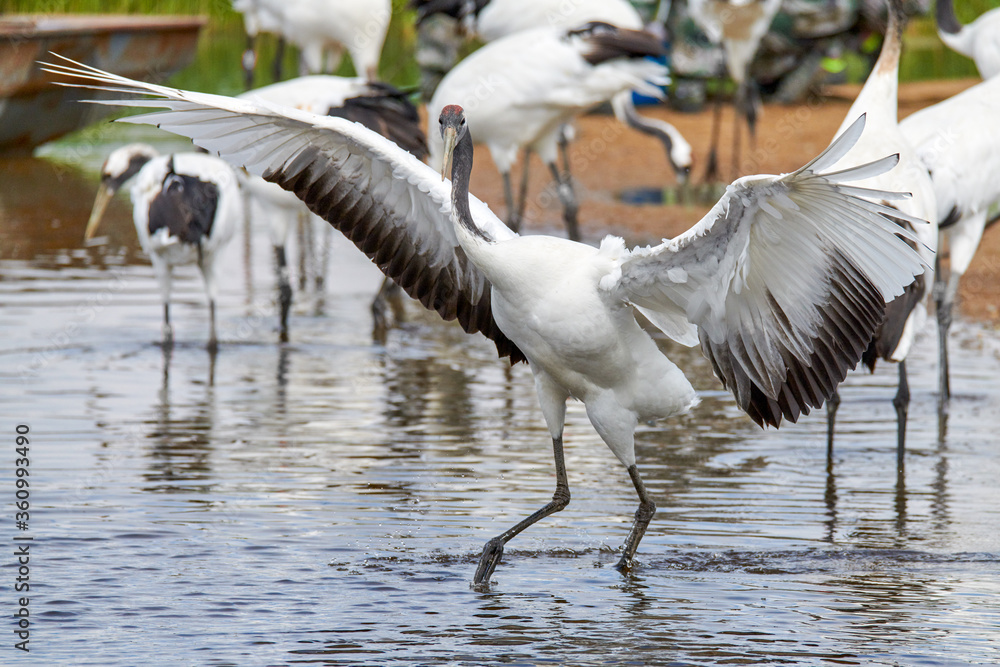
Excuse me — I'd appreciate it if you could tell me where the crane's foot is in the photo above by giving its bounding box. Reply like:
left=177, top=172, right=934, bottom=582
left=474, top=537, right=505, bottom=585
left=614, top=554, right=635, bottom=574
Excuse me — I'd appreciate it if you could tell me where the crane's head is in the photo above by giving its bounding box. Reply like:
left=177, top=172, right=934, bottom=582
left=85, top=143, right=158, bottom=241
left=438, top=104, right=467, bottom=181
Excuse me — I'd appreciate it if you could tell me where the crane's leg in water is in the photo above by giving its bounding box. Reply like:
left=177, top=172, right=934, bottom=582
left=894, top=361, right=910, bottom=470
left=826, top=389, right=841, bottom=459
left=274, top=244, right=292, bottom=343
left=615, top=464, right=656, bottom=573
left=474, top=434, right=570, bottom=585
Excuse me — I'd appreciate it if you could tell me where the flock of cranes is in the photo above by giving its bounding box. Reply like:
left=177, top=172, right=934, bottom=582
left=52, top=0, right=1000, bottom=585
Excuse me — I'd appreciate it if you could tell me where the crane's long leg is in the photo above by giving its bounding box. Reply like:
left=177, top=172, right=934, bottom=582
left=515, top=147, right=532, bottom=224
left=547, top=162, right=580, bottom=242
left=198, top=247, right=219, bottom=353
left=207, top=298, right=218, bottom=354
left=296, top=210, right=311, bottom=291
left=731, top=100, right=742, bottom=181
left=826, top=389, right=841, bottom=459
left=274, top=244, right=292, bottom=343
left=558, top=124, right=573, bottom=180
left=702, top=91, right=723, bottom=184
left=893, top=361, right=910, bottom=470
left=163, top=300, right=173, bottom=348
left=273, top=36, right=286, bottom=83
left=615, top=464, right=656, bottom=573
left=934, top=247, right=952, bottom=409
left=474, top=434, right=571, bottom=585
left=315, top=220, right=331, bottom=292
left=157, top=260, right=174, bottom=348
left=501, top=170, right=522, bottom=233
left=242, top=34, right=257, bottom=91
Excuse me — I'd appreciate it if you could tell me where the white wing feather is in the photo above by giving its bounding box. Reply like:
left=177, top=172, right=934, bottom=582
left=43, top=55, right=524, bottom=360
left=607, top=115, right=929, bottom=426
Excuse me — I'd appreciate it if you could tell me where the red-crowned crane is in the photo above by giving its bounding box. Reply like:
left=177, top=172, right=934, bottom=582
left=49, top=57, right=927, bottom=585
left=823, top=0, right=938, bottom=465
left=900, top=74, right=1000, bottom=425
left=413, top=1, right=693, bottom=216
left=427, top=21, right=672, bottom=240
left=84, top=145, right=243, bottom=351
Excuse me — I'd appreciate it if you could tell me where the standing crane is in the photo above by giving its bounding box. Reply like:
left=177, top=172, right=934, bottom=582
left=688, top=0, right=783, bottom=183
left=935, top=0, right=1000, bottom=80
left=900, top=74, right=1000, bottom=423
left=231, top=0, right=286, bottom=89
left=239, top=75, right=429, bottom=342
left=232, top=0, right=391, bottom=85
left=83, top=145, right=243, bottom=351
left=413, top=0, right=693, bottom=215
left=824, top=0, right=938, bottom=465
left=48, top=57, right=926, bottom=585
left=427, top=21, right=671, bottom=240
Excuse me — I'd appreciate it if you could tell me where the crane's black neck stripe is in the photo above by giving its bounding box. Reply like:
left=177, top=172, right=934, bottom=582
left=451, top=129, right=491, bottom=242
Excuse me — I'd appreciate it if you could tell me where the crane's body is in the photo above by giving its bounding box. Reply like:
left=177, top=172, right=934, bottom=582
left=85, top=146, right=243, bottom=350
left=900, top=74, right=1000, bottom=412
left=936, top=0, right=1000, bottom=80
left=50, top=57, right=927, bottom=585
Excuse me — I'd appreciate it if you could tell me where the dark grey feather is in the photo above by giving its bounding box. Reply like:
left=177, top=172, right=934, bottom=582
left=263, top=145, right=526, bottom=364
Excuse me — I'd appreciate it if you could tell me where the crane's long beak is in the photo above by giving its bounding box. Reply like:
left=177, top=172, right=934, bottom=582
left=84, top=184, right=114, bottom=241
left=441, top=126, right=456, bottom=181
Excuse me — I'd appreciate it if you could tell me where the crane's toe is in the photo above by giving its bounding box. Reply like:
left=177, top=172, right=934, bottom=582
left=474, top=537, right=505, bottom=585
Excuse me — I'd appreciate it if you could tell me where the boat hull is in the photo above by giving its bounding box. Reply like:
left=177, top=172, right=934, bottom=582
left=0, top=15, right=204, bottom=155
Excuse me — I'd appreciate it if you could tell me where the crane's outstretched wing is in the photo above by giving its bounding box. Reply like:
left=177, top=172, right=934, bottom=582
left=606, top=115, right=929, bottom=427
left=45, top=56, right=524, bottom=364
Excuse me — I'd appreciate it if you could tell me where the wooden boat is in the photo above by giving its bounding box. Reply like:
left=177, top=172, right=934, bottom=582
left=0, top=14, right=204, bottom=155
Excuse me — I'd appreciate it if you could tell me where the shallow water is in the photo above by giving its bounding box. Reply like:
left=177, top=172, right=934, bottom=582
left=2, top=137, right=1000, bottom=666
